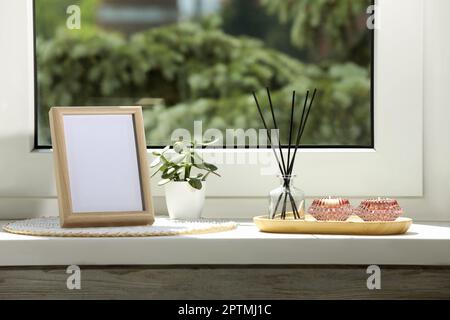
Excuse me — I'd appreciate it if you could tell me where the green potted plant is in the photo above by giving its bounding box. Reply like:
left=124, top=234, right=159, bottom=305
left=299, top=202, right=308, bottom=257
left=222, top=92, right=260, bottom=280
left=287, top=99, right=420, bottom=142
left=151, top=139, right=220, bottom=219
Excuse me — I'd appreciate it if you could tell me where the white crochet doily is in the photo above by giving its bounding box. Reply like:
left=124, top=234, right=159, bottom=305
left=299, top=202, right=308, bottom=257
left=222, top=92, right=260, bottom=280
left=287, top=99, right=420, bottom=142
left=3, top=217, right=237, bottom=237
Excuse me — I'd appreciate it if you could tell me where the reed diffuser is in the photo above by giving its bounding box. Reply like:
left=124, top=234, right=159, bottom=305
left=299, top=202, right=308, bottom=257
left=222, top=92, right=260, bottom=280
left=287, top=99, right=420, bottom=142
left=252, top=88, right=318, bottom=220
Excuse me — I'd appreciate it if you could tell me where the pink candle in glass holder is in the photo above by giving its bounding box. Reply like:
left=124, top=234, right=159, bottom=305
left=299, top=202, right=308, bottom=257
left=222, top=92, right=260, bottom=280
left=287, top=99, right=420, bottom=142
left=354, top=198, right=403, bottom=221
left=307, top=196, right=353, bottom=221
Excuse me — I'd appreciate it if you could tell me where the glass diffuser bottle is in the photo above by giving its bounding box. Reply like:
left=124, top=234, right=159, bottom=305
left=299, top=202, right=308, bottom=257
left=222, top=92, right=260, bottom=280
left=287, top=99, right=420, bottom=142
left=269, top=175, right=305, bottom=219
left=252, top=88, right=318, bottom=221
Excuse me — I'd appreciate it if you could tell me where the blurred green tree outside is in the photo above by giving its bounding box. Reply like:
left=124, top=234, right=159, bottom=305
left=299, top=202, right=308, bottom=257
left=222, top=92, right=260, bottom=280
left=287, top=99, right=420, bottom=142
left=35, top=0, right=372, bottom=147
left=260, top=0, right=371, bottom=64
left=35, top=0, right=100, bottom=39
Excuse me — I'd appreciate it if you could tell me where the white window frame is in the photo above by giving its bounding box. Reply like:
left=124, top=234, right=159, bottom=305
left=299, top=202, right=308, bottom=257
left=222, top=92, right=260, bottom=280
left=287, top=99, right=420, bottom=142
left=0, top=0, right=423, bottom=218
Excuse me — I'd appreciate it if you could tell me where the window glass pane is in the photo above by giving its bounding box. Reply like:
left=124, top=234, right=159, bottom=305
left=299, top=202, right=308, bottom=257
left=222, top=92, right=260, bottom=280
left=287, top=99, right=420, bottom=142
left=35, top=0, right=373, bottom=147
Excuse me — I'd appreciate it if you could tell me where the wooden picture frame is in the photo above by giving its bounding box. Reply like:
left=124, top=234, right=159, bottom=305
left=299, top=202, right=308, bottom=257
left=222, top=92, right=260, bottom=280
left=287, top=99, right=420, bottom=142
left=49, top=106, right=154, bottom=228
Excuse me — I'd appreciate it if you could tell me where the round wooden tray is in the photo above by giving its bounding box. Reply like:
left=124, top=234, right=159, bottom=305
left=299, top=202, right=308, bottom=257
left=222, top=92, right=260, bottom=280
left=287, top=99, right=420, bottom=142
left=254, top=214, right=412, bottom=235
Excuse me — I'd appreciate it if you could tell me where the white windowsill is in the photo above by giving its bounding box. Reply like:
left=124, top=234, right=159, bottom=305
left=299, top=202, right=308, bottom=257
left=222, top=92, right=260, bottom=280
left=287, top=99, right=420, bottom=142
left=1, top=218, right=450, bottom=267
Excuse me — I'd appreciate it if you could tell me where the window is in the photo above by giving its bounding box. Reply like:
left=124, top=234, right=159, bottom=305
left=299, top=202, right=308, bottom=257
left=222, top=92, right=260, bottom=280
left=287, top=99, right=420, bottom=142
left=34, top=0, right=374, bottom=148
left=0, top=0, right=423, bottom=218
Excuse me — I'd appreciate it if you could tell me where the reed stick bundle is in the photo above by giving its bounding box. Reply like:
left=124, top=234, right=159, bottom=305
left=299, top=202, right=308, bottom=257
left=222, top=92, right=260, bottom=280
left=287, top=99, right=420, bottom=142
left=252, top=88, right=318, bottom=219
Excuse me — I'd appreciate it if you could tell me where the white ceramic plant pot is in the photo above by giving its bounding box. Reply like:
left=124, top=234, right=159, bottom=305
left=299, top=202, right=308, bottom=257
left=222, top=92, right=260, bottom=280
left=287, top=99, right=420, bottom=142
left=165, top=181, right=205, bottom=219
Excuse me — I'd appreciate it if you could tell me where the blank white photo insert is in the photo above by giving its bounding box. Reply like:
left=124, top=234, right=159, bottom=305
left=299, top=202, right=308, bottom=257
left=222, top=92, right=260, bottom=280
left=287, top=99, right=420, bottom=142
left=63, top=114, right=143, bottom=213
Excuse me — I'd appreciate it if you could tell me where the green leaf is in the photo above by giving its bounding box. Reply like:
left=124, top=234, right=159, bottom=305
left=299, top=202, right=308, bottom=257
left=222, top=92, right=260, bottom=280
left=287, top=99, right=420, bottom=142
left=150, top=156, right=161, bottom=168
left=204, top=163, right=218, bottom=171
left=193, top=162, right=207, bottom=170
left=198, top=137, right=219, bottom=146
left=202, top=171, right=211, bottom=181
left=152, top=163, right=169, bottom=178
left=161, top=145, right=170, bottom=154
left=160, top=155, right=169, bottom=163
left=171, top=153, right=186, bottom=164
left=210, top=171, right=221, bottom=177
left=151, top=169, right=161, bottom=178
left=188, top=178, right=202, bottom=190
left=167, top=167, right=176, bottom=174
left=158, top=178, right=171, bottom=186
left=161, top=170, right=175, bottom=179
left=192, top=152, right=204, bottom=165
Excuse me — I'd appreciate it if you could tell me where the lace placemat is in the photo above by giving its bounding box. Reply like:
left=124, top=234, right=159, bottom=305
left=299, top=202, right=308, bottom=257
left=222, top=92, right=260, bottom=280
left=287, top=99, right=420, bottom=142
left=3, top=217, right=238, bottom=237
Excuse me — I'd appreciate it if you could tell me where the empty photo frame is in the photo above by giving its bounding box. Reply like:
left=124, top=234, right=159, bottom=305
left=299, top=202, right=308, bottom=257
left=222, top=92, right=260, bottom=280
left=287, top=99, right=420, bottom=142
left=49, top=107, right=154, bottom=228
